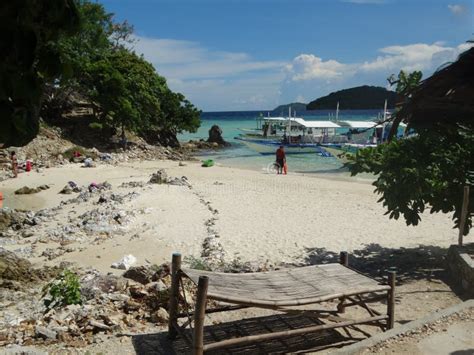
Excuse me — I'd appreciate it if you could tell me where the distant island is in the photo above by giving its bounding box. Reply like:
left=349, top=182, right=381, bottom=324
left=306, top=86, right=397, bottom=110
left=271, top=102, right=308, bottom=116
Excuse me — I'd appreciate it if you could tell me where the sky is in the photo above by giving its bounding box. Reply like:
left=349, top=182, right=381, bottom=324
left=102, top=0, right=473, bottom=111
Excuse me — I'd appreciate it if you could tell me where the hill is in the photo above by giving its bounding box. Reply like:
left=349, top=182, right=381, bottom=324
left=271, top=102, right=308, bottom=116
left=306, top=86, right=398, bottom=110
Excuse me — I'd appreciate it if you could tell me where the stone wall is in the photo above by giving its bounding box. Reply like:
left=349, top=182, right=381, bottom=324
left=447, top=243, right=474, bottom=295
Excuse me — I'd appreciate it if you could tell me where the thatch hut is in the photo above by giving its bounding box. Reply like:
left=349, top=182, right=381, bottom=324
left=398, top=47, right=474, bottom=131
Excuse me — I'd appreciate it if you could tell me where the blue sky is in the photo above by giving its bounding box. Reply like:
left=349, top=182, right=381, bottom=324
left=102, top=0, right=473, bottom=111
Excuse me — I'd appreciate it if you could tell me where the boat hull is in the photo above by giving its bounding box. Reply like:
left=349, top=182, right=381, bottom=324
left=237, top=138, right=321, bottom=155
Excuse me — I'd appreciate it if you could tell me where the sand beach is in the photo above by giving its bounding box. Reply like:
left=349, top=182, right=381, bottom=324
left=1, top=160, right=458, bottom=270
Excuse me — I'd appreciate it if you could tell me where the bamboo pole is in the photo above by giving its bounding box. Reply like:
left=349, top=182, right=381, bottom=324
left=387, top=271, right=396, bottom=330
left=340, top=251, right=349, bottom=267
left=338, top=252, right=349, bottom=313
left=458, top=186, right=470, bottom=246
left=193, top=276, right=209, bottom=355
left=203, top=314, right=387, bottom=352
left=168, top=253, right=182, bottom=339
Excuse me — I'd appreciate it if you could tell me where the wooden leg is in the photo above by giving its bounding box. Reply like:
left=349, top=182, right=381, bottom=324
left=338, top=251, right=349, bottom=313
left=387, top=271, right=396, bottom=330
left=193, top=276, right=209, bottom=355
left=168, top=252, right=182, bottom=339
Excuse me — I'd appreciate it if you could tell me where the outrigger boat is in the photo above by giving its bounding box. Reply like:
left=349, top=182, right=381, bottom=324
left=237, top=102, right=400, bottom=160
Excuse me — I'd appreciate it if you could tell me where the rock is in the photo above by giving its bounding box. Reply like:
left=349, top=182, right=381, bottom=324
left=123, top=266, right=154, bottom=285
left=111, top=255, right=137, bottom=270
left=0, top=249, right=36, bottom=282
left=89, top=320, right=111, bottom=331
left=148, top=169, right=168, bottom=184
left=207, top=125, right=231, bottom=147
left=124, top=299, right=141, bottom=313
left=15, top=186, right=39, bottom=195
left=147, top=280, right=168, bottom=293
left=178, top=162, right=186, bottom=167
left=151, top=308, right=169, bottom=323
left=35, top=326, right=57, bottom=340
left=59, top=185, right=73, bottom=194
left=0, top=210, right=12, bottom=230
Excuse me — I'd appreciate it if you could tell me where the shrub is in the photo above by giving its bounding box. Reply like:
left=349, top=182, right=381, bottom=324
left=88, top=122, right=103, bottom=130
left=42, top=270, right=82, bottom=310
left=62, top=146, right=99, bottom=160
left=184, top=256, right=212, bottom=271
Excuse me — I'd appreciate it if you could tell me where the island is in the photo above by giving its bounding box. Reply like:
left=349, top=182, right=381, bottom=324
left=306, top=85, right=398, bottom=110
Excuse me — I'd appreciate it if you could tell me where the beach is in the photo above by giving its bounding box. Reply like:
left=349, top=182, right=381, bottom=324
left=1, top=160, right=458, bottom=270
left=0, top=158, right=466, bottom=353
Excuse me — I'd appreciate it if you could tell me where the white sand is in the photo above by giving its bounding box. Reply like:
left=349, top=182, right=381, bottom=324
left=0, top=160, right=459, bottom=272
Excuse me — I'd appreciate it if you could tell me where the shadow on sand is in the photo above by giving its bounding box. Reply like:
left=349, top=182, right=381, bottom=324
left=300, top=243, right=470, bottom=297
left=132, top=313, right=357, bottom=354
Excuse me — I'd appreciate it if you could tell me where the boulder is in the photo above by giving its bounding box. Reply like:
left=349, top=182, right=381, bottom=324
left=0, top=249, right=35, bottom=282
left=123, top=266, right=154, bottom=285
left=151, top=307, right=169, bottom=323
left=207, top=125, right=230, bottom=147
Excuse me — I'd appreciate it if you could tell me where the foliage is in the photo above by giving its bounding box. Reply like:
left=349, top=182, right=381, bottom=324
left=347, top=125, right=473, bottom=234
left=88, top=122, right=103, bottom=130
left=385, top=70, right=423, bottom=140
left=348, top=68, right=473, bottom=234
left=42, top=0, right=200, bottom=141
left=63, top=146, right=97, bottom=160
left=42, top=270, right=82, bottom=310
left=306, top=86, right=397, bottom=110
left=0, top=0, right=80, bottom=147
left=184, top=256, right=213, bottom=271
left=387, top=70, right=423, bottom=98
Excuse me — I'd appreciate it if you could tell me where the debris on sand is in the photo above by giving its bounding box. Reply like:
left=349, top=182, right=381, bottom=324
left=111, top=255, right=137, bottom=270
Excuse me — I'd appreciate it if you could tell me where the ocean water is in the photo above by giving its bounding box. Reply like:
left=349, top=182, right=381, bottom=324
left=178, top=110, right=385, bottom=174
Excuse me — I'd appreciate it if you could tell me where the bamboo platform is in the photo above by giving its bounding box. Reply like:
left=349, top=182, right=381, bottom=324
left=167, top=252, right=396, bottom=354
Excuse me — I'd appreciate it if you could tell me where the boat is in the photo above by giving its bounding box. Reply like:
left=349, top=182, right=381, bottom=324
left=236, top=108, right=345, bottom=155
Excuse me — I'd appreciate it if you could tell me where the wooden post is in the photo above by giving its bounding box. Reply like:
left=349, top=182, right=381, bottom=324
left=387, top=271, right=396, bottom=330
left=168, top=252, right=182, bottom=339
left=193, top=276, right=209, bottom=355
left=338, top=252, right=349, bottom=313
left=458, top=185, right=470, bottom=246
left=340, top=251, right=349, bottom=267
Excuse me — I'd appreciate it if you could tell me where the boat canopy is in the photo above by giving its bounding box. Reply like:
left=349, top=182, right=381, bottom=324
left=263, top=117, right=341, bottom=129
left=298, top=120, right=340, bottom=128
left=338, top=121, right=382, bottom=129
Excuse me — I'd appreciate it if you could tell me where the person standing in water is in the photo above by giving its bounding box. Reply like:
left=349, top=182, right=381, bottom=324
left=275, top=145, right=286, bottom=174
left=11, top=151, right=18, bottom=178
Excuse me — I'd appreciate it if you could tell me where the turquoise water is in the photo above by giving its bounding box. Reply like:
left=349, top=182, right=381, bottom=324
left=179, top=110, right=385, bottom=174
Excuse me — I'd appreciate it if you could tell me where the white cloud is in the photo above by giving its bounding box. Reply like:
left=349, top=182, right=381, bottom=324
left=132, top=35, right=284, bottom=80
left=295, top=95, right=306, bottom=103
left=132, top=34, right=472, bottom=110
left=287, top=43, right=471, bottom=83
left=360, top=43, right=452, bottom=72
left=286, top=54, right=352, bottom=81
left=448, top=4, right=467, bottom=15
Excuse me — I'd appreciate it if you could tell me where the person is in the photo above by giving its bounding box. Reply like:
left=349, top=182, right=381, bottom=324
left=275, top=145, right=286, bottom=175
left=10, top=151, right=18, bottom=178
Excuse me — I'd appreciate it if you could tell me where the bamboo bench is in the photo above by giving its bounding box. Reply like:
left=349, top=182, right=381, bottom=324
left=167, top=252, right=396, bottom=354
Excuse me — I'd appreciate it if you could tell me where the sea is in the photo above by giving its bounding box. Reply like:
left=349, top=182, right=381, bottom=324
left=178, top=109, right=385, bottom=175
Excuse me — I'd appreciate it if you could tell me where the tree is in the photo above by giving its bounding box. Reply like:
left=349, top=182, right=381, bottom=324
left=43, top=0, right=200, bottom=144
left=347, top=62, right=473, bottom=235
left=0, top=0, right=80, bottom=147
left=386, top=70, right=422, bottom=140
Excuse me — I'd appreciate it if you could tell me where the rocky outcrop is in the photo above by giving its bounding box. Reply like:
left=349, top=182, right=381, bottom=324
left=207, top=125, right=230, bottom=147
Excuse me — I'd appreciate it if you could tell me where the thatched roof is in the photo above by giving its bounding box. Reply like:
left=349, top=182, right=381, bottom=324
left=399, top=47, right=474, bottom=129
